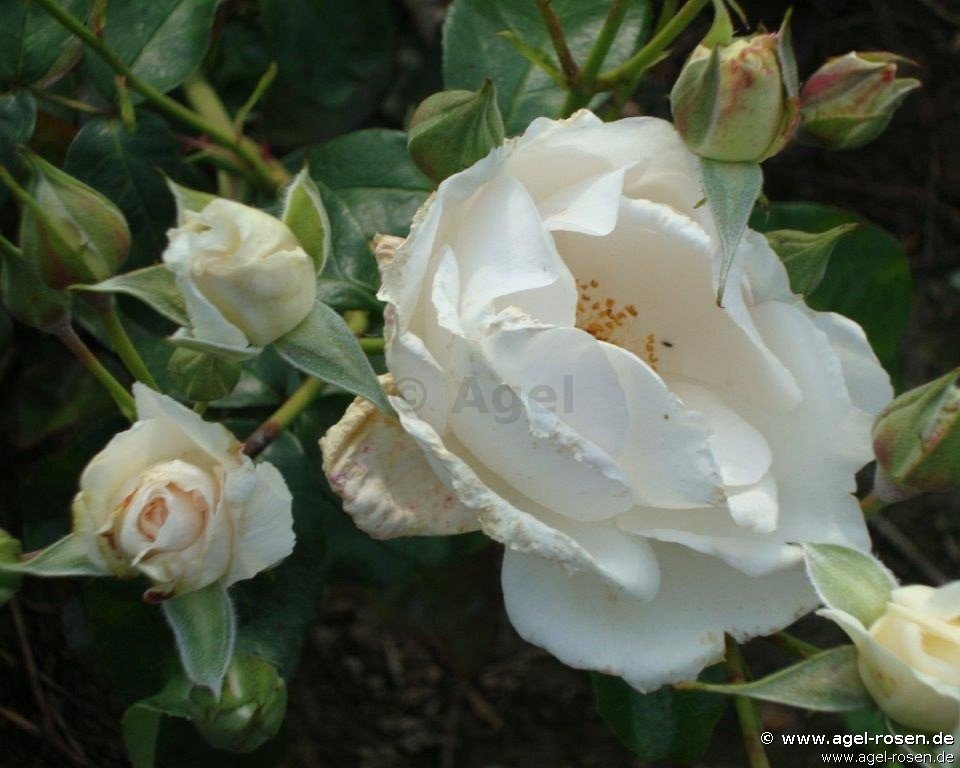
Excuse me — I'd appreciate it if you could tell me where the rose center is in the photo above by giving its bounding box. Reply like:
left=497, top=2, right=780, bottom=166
left=575, top=278, right=660, bottom=371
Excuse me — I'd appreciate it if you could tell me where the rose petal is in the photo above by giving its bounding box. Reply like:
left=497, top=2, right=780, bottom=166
left=503, top=542, right=816, bottom=692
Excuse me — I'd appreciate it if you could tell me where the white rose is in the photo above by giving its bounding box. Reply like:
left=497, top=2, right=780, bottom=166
left=163, top=198, right=317, bottom=349
left=824, top=583, right=960, bottom=733
left=73, top=384, right=295, bottom=599
left=321, top=111, right=892, bottom=691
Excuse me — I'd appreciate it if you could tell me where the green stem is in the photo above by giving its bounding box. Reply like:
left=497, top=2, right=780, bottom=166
left=534, top=0, right=580, bottom=87
left=359, top=336, right=385, bottom=355
left=0, top=232, right=21, bottom=260
left=654, top=0, right=680, bottom=34
left=28, top=87, right=107, bottom=115
left=31, top=0, right=287, bottom=194
left=53, top=320, right=136, bottom=421
left=95, top=299, right=159, bottom=389
left=598, top=0, right=710, bottom=89
left=726, top=638, right=771, bottom=768
left=767, top=631, right=820, bottom=659
left=242, top=377, right=325, bottom=458
left=561, top=0, right=630, bottom=115
left=860, top=491, right=888, bottom=519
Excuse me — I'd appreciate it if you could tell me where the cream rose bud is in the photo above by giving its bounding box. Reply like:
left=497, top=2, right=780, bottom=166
left=73, top=384, right=295, bottom=599
left=322, top=111, right=892, bottom=693
left=825, top=583, right=960, bottom=733
left=163, top=199, right=317, bottom=349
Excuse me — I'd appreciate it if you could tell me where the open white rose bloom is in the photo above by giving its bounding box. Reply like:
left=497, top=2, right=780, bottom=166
left=823, top=583, right=960, bottom=733
left=73, top=384, right=295, bottom=599
left=163, top=198, right=317, bottom=350
left=322, top=111, right=893, bottom=692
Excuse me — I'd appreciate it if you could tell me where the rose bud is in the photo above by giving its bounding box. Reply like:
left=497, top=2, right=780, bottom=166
left=72, top=384, right=295, bottom=600
left=162, top=197, right=317, bottom=350
left=825, top=582, right=960, bottom=733
left=0, top=243, right=71, bottom=333
left=189, top=655, right=287, bottom=753
left=16, top=151, right=131, bottom=288
left=670, top=13, right=800, bottom=162
left=872, top=368, right=960, bottom=502
left=408, top=79, right=505, bottom=184
left=799, top=52, right=920, bottom=151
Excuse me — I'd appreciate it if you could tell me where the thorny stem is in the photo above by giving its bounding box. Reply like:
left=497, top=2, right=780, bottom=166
left=53, top=320, right=136, bottom=422
left=31, top=0, right=288, bottom=194
left=242, top=377, right=325, bottom=458
left=726, top=637, right=772, bottom=768
left=534, top=0, right=581, bottom=88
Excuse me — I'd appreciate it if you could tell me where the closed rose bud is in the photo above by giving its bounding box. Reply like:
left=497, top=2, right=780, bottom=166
left=189, top=655, right=287, bottom=753
left=670, top=14, right=799, bottom=162
left=0, top=244, right=71, bottom=332
left=16, top=151, right=131, bottom=288
left=800, top=52, right=920, bottom=151
left=408, top=79, right=505, bottom=184
left=163, top=198, right=317, bottom=350
left=872, top=368, right=960, bottom=501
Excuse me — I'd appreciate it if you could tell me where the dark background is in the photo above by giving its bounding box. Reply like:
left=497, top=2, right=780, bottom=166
left=1, top=1, right=958, bottom=766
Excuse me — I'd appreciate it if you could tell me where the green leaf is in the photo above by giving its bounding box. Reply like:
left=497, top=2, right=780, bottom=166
left=280, top=168, right=331, bottom=273
left=0, top=532, right=107, bottom=577
left=162, top=581, right=237, bottom=694
left=592, top=666, right=727, bottom=764
left=0, top=90, right=37, bottom=182
left=764, top=223, right=858, bottom=296
left=689, top=646, right=873, bottom=712
left=64, top=113, right=182, bottom=267
left=167, top=347, right=242, bottom=402
left=258, top=0, right=395, bottom=147
left=84, top=0, right=218, bottom=99
left=443, top=0, right=655, bottom=134
left=750, top=202, right=912, bottom=375
left=0, top=0, right=91, bottom=89
left=166, top=178, right=217, bottom=224
left=274, top=298, right=390, bottom=412
left=308, top=129, right=432, bottom=296
left=701, top=158, right=763, bottom=304
left=74, top=265, right=187, bottom=326
left=122, top=677, right=192, bottom=768
left=169, top=328, right=260, bottom=363
left=803, top=543, right=898, bottom=627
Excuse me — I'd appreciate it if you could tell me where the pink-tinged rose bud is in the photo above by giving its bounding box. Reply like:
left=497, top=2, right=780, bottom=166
left=872, top=368, right=960, bottom=502
left=670, top=15, right=800, bottom=162
left=800, top=52, right=920, bottom=151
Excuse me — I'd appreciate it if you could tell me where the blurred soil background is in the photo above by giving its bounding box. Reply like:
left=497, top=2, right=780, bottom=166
left=1, top=0, right=959, bottom=766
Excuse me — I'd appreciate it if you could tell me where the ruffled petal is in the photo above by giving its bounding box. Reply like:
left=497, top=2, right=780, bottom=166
left=502, top=542, right=816, bottom=692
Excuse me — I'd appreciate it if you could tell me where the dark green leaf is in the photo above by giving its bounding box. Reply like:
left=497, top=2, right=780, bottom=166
left=751, top=202, right=912, bottom=375
left=167, top=347, right=242, bottom=402
left=274, top=298, right=390, bottom=412
left=0, top=90, right=37, bottom=184
left=690, top=646, right=873, bottom=712
left=84, top=0, right=217, bottom=99
left=258, top=0, right=395, bottom=147
left=229, top=430, right=326, bottom=679
left=443, top=0, right=655, bottom=134
left=73, top=265, right=187, bottom=326
left=0, top=0, right=92, bottom=89
left=592, top=665, right=727, bottom=764
left=308, top=129, right=432, bottom=298
left=64, top=113, right=181, bottom=266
